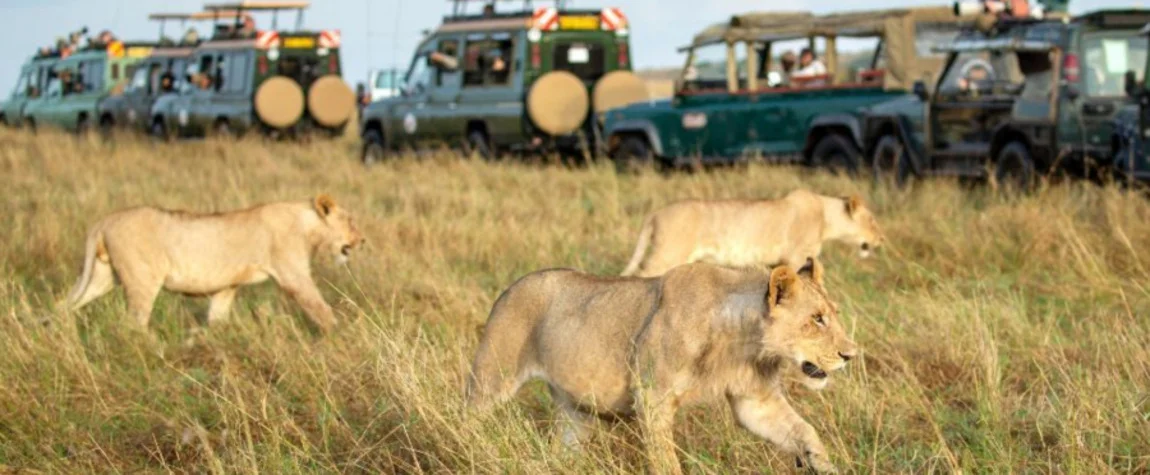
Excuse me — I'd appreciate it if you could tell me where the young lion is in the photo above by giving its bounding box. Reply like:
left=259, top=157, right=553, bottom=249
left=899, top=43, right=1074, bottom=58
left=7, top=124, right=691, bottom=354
left=620, top=189, right=884, bottom=277
left=65, top=194, right=365, bottom=332
left=467, top=260, right=856, bottom=474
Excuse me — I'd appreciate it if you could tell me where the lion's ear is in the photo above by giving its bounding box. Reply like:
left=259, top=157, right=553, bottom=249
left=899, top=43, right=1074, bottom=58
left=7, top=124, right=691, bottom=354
left=314, top=194, right=337, bottom=217
left=796, top=257, right=825, bottom=288
left=843, top=195, right=863, bottom=216
left=767, top=265, right=801, bottom=312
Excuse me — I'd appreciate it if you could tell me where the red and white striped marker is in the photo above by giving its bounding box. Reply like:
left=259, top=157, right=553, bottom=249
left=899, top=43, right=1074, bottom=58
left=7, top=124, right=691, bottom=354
left=600, top=7, right=628, bottom=31
left=255, top=30, right=281, bottom=49
left=318, top=29, right=342, bottom=48
left=532, top=7, right=559, bottom=31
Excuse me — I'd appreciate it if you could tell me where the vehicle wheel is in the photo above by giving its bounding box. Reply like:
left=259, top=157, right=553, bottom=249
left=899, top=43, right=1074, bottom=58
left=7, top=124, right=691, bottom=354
left=26, top=118, right=36, bottom=134
left=810, top=133, right=861, bottom=176
left=361, top=129, right=387, bottom=166
left=995, top=141, right=1037, bottom=194
left=75, top=116, right=91, bottom=139
left=871, top=134, right=910, bottom=189
left=151, top=119, right=173, bottom=142
left=612, top=135, right=655, bottom=174
left=466, top=129, right=494, bottom=160
left=99, top=117, right=115, bottom=142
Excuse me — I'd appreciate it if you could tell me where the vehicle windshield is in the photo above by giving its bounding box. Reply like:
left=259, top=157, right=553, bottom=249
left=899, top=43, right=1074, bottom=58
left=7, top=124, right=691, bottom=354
left=374, top=71, right=397, bottom=89
left=938, top=50, right=1023, bottom=97
left=553, top=41, right=606, bottom=83
left=682, top=43, right=732, bottom=89
left=1081, top=31, right=1147, bottom=97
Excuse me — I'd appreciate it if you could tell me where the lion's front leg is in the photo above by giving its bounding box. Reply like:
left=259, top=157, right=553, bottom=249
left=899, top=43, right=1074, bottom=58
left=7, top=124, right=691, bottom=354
left=272, top=269, right=336, bottom=332
left=635, top=385, right=683, bottom=475
left=728, top=390, right=837, bottom=474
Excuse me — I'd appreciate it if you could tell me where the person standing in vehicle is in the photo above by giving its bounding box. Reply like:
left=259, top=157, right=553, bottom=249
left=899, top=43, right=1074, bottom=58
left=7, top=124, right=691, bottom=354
left=792, top=48, right=827, bottom=81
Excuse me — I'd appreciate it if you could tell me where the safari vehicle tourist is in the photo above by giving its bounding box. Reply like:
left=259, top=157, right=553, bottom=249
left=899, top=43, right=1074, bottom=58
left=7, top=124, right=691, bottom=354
left=1, top=52, right=59, bottom=128
left=98, top=11, right=243, bottom=136
left=861, top=1, right=1150, bottom=190
left=359, top=0, right=648, bottom=164
left=151, top=1, right=355, bottom=140
left=601, top=6, right=978, bottom=173
left=21, top=33, right=155, bottom=135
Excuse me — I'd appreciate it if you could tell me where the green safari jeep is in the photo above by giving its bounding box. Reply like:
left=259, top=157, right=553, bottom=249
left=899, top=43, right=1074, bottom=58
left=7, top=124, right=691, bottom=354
left=601, top=6, right=976, bottom=172
left=22, top=42, right=154, bottom=134
left=151, top=1, right=355, bottom=140
left=861, top=8, right=1150, bottom=189
left=359, top=0, right=648, bottom=163
left=1, top=55, right=58, bottom=128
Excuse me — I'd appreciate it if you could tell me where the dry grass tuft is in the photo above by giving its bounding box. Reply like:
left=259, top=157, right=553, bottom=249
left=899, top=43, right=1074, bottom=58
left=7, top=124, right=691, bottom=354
left=0, top=129, right=1147, bottom=473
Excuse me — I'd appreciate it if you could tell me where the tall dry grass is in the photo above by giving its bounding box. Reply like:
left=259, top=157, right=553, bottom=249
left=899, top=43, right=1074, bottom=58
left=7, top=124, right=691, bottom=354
left=0, top=129, right=1147, bottom=474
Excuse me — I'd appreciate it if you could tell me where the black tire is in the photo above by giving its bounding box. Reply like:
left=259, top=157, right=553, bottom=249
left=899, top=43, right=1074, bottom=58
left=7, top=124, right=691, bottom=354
left=361, top=128, right=386, bottom=166
left=151, top=119, right=173, bottom=142
left=75, top=116, right=91, bottom=138
left=26, top=118, right=37, bottom=134
left=466, top=129, right=494, bottom=161
left=871, top=134, right=911, bottom=189
left=995, top=141, right=1036, bottom=194
left=810, top=133, right=861, bottom=176
left=612, top=135, right=655, bottom=174
left=99, top=117, right=115, bottom=142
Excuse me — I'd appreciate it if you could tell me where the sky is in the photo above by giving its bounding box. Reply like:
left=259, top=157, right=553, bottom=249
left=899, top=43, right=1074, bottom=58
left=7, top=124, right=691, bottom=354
left=0, top=0, right=1140, bottom=95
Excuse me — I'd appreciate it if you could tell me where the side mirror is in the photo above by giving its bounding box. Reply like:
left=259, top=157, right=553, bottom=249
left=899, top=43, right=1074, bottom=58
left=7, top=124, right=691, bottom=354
left=1125, top=70, right=1140, bottom=98
left=912, top=80, right=929, bottom=101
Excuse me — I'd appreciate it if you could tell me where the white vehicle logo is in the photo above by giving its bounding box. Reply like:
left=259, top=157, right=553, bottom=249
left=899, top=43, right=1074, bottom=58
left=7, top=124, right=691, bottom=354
left=403, top=112, right=417, bottom=134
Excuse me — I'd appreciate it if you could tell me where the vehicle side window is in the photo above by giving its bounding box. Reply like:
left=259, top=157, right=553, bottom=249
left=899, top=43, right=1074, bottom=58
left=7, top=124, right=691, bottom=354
left=87, top=60, right=105, bottom=92
left=46, top=78, right=62, bottom=98
left=1082, top=34, right=1148, bottom=97
left=405, top=50, right=432, bottom=95
left=221, top=53, right=248, bottom=93
left=681, top=43, right=735, bottom=91
left=213, top=54, right=226, bottom=92
left=436, top=39, right=460, bottom=86
left=938, top=51, right=1022, bottom=97
left=129, top=65, right=149, bottom=93
left=463, top=37, right=513, bottom=87
left=12, top=71, right=29, bottom=98
left=110, top=63, right=120, bottom=81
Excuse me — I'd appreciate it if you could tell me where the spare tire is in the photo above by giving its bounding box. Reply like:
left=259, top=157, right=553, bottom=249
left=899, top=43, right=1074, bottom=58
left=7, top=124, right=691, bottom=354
left=592, top=71, right=648, bottom=115
left=307, top=75, right=355, bottom=128
left=254, top=76, right=305, bottom=129
left=527, top=71, right=589, bottom=136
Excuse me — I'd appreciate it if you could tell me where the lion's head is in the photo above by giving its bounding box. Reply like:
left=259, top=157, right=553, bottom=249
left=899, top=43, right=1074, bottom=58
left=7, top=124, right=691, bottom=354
left=831, top=195, right=884, bottom=258
left=312, top=194, right=365, bottom=265
left=760, top=259, right=857, bottom=390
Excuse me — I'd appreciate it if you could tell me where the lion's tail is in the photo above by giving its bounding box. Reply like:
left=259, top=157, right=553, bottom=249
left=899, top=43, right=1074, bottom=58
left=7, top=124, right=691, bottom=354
left=65, top=228, right=111, bottom=311
left=620, top=215, right=655, bottom=277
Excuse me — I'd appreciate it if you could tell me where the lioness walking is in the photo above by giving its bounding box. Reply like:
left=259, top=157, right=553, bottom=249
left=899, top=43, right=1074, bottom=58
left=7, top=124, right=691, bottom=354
left=66, top=194, right=365, bottom=332
left=621, top=189, right=884, bottom=277
left=467, top=260, right=856, bottom=474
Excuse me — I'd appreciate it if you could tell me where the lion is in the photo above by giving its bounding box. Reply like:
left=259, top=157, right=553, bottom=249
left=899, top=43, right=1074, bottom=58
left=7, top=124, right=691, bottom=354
left=620, top=189, right=884, bottom=278
left=467, top=259, right=857, bottom=474
left=65, top=194, right=365, bottom=332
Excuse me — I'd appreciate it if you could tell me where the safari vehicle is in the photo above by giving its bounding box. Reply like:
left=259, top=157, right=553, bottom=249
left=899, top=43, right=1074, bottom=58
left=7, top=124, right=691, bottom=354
left=22, top=40, right=154, bottom=134
left=151, top=1, right=355, bottom=140
left=359, top=0, right=648, bottom=163
left=601, top=6, right=977, bottom=171
left=98, top=12, right=241, bottom=135
left=1, top=54, right=58, bottom=128
left=862, top=3, right=1150, bottom=188
left=1110, top=23, right=1150, bottom=183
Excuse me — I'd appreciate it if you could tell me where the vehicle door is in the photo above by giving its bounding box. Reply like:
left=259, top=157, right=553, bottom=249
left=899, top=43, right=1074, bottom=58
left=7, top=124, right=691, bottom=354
left=457, top=32, right=522, bottom=145
left=121, top=62, right=155, bottom=127
left=927, top=49, right=1023, bottom=165
left=672, top=43, right=736, bottom=159
left=388, top=45, right=436, bottom=147
left=1010, top=48, right=1060, bottom=155
left=27, top=77, right=62, bottom=125
left=214, top=51, right=254, bottom=132
left=427, top=36, right=465, bottom=141
left=3, top=66, right=31, bottom=124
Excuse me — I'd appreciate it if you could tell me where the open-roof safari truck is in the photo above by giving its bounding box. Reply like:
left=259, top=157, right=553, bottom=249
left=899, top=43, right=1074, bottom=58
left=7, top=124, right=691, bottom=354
left=359, top=0, right=647, bottom=164
left=601, top=6, right=978, bottom=172
left=98, top=11, right=245, bottom=136
left=21, top=34, right=155, bottom=135
left=151, top=1, right=355, bottom=140
left=1, top=48, right=61, bottom=129
left=862, top=0, right=1150, bottom=190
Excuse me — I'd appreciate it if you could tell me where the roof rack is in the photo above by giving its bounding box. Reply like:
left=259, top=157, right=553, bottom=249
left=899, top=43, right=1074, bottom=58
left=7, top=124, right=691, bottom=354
left=203, top=1, right=309, bottom=31
left=149, top=11, right=245, bottom=44
left=446, top=0, right=570, bottom=21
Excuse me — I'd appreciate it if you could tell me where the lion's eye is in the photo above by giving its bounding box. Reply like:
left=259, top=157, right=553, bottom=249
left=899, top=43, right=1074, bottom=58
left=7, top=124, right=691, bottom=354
left=814, top=314, right=826, bottom=326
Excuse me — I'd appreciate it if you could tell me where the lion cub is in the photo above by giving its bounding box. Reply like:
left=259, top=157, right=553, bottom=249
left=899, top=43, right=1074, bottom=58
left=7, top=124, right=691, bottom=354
left=66, top=194, right=365, bottom=332
left=468, top=259, right=856, bottom=474
left=621, top=189, right=884, bottom=277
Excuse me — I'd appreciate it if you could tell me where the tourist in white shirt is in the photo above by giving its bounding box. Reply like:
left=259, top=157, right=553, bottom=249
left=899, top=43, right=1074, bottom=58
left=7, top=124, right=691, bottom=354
left=791, top=48, right=827, bottom=85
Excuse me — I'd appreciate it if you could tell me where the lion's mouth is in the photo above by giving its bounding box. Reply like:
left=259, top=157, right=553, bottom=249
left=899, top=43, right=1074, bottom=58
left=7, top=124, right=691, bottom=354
left=801, top=361, right=828, bottom=379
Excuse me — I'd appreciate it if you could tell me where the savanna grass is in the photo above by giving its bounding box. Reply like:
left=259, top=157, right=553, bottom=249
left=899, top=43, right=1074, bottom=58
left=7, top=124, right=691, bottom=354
left=0, top=129, right=1147, bottom=473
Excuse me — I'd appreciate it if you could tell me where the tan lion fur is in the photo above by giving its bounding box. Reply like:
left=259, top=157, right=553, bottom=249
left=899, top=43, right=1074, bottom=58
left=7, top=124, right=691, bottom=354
left=620, top=189, right=884, bottom=277
left=467, top=260, right=857, bottom=474
left=65, top=194, right=365, bottom=332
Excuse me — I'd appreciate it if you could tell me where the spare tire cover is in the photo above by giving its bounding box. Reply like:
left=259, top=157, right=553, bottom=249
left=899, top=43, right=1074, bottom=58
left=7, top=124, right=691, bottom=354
left=254, top=76, right=305, bottom=129
left=527, top=70, right=589, bottom=136
left=307, top=75, right=355, bottom=127
left=592, top=70, right=648, bottom=114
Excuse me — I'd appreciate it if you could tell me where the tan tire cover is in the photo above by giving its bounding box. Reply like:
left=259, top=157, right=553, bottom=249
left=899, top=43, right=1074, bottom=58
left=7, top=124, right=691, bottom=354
left=592, top=71, right=648, bottom=114
left=254, top=76, right=305, bottom=129
left=527, top=71, right=589, bottom=136
left=307, top=75, right=355, bottom=127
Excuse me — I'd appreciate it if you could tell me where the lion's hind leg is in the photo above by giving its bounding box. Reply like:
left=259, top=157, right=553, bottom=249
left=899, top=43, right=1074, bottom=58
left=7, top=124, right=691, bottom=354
left=549, top=385, right=597, bottom=450
left=68, top=258, right=116, bottom=311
